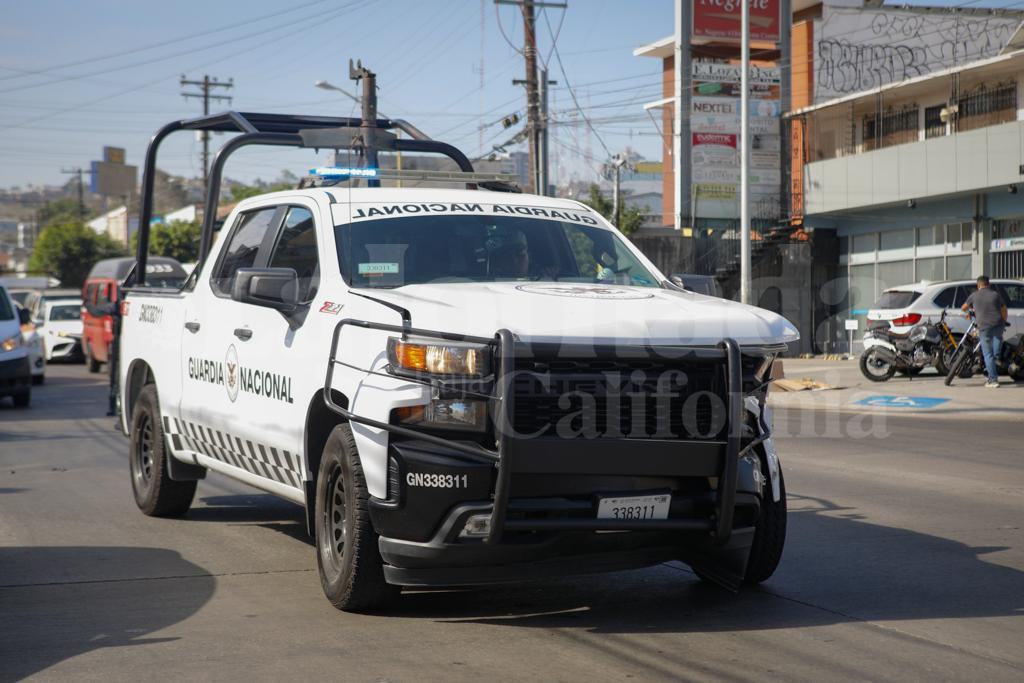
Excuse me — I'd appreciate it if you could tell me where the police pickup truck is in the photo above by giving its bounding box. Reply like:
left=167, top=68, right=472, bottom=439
left=119, top=111, right=797, bottom=612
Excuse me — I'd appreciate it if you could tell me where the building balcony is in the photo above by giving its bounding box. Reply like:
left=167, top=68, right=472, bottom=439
left=803, top=118, right=1024, bottom=215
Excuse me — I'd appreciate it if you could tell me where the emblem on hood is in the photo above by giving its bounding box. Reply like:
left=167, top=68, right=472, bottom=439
left=515, top=284, right=655, bottom=300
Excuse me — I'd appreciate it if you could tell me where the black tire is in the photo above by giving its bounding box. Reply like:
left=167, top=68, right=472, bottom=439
left=315, top=424, right=398, bottom=612
left=12, top=390, right=30, bottom=408
left=32, top=374, right=44, bottom=386
left=944, top=346, right=972, bottom=386
left=85, top=341, right=102, bottom=373
left=859, top=348, right=896, bottom=382
left=897, top=368, right=922, bottom=377
left=935, top=345, right=955, bottom=376
left=745, top=468, right=787, bottom=584
left=129, top=384, right=196, bottom=516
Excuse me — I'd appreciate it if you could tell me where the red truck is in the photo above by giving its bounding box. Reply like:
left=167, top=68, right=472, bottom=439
left=81, top=256, right=188, bottom=372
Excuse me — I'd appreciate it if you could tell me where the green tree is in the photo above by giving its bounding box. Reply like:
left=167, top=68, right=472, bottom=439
left=28, top=221, right=125, bottom=287
left=226, top=180, right=293, bottom=203
left=131, top=220, right=200, bottom=263
left=38, top=197, right=83, bottom=225
left=580, top=184, right=647, bottom=236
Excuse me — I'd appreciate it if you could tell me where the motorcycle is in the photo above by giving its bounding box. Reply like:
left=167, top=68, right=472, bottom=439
left=860, top=312, right=957, bottom=382
left=945, top=315, right=1024, bottom=385
left=943, top=314, right=981, bottom=386
left=1001, top=334, right=1024, bottom=381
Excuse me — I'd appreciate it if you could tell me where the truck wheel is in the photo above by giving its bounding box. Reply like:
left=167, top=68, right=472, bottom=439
left=859, top=349, right=895, bottom=382
left=85, top=341, right=101, bottom=373
left=12, top=390, right=30, bottom=408
left=129, top=385, right=196, bottom=516
left=315, top=424, right=398, bottom=612
left=744, top=468, right=787, bottom=584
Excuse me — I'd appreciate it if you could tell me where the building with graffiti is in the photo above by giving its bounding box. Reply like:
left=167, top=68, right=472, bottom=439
left=632, top=0, right=1024, bottom=354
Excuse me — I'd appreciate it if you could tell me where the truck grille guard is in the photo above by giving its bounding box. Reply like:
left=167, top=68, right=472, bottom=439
left=322, top=318, right=746, bottom=546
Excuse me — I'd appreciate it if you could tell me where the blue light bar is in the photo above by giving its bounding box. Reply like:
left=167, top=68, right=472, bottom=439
left=309, top=166, right=378, bottom=178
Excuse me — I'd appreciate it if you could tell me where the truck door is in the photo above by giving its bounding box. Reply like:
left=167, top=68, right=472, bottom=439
left=178, top=205, right=291, bottom=487
left=223, top=203, right=324, bottom=494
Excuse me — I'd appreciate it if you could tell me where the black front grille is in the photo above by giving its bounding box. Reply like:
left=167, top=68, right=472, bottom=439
left=512, top=357, right=729, bottom=440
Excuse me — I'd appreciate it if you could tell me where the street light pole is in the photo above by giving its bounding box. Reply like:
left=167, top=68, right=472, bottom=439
left=740, top=0, right=752, bottom=305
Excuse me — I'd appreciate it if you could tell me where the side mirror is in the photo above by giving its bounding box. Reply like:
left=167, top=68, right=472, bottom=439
left=18, top=307, right=30, bottom=325
left=670, top=275, right=684, bottom=288
left=232, top=268, right=299, bottom=312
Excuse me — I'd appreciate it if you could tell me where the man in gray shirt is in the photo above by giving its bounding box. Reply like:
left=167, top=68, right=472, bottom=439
left=962, top=276, right=1009, bottom=387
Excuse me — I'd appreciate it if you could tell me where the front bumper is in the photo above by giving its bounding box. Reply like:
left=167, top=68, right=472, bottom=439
left=324, top=319, right=778, bottom=589
left=46, top=335, right=82, bottom=360
left=372, top=437, right=764, bottom=586
left=0, top=356, right=31, bottom=396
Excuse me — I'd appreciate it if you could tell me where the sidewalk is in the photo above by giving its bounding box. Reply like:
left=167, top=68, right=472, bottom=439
left=767, top=358, right=1024, bottom=422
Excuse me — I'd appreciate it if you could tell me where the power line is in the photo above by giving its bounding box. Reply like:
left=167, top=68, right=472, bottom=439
left=543, top=9, right=611, bottom=161
left=0, top=0, right=337, bottom=84
left=0, top=1, right=365, bottom=96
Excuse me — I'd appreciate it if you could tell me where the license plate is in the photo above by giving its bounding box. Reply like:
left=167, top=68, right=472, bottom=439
left=596, top=493, right=671, bottom=521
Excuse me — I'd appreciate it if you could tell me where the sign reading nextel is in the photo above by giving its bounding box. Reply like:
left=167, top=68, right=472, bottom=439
left=694, top=0, right=780, bottom=43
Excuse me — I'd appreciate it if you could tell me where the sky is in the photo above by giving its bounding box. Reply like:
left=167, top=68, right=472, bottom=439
left=0, top=0, right=1019, bottom=192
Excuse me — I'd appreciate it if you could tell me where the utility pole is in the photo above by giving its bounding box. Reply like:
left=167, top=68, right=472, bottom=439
left=521, top=0, right=539, bottom=194
left=499, top=0, right=565, bottom=195
left=608, top=155, right=627, bottom=229
left=537, top=68, right=558, bottom=196
left=349, top=60, right=380, bottom=188
left=674, top=0, right=692, bottom=232
left=740, top=0, right=752, bottom=305
left=60, top=167, right=87, bottom=223
left=180, top=74, right=233, bottom=194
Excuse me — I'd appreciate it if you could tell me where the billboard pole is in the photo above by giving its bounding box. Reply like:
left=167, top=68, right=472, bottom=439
left=674, top=0, right=692, bottom=232
left=740, top=0, right=752, bottom=305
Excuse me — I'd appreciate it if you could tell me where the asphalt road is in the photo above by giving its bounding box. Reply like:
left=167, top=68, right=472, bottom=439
left=1, top=364, right=1022, bottom=682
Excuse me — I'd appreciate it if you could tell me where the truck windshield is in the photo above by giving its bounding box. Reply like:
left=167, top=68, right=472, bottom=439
left=336, top=215, right=660, bottom=289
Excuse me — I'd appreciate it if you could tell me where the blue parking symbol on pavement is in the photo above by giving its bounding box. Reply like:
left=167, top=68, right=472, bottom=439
left=852, top=395, right=950, bottom=409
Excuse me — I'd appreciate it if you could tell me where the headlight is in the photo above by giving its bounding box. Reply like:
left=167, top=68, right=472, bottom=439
left=392, top=400, right=488, bottom=432
left=1, top=333, right=21, bottom=352
left=387, top=338, right=491, bottom=377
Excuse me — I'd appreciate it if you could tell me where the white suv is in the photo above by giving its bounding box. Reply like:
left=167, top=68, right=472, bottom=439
left=867, top=279, right=1024, bottom=337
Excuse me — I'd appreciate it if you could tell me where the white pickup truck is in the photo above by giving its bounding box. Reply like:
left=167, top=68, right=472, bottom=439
left=119, top=112, right=798, bottom=612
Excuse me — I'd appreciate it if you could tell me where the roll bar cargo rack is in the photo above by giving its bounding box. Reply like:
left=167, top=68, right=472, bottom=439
left=130, top=110, right=496, bottom=286
left=321, top=316, right=745, bottom=546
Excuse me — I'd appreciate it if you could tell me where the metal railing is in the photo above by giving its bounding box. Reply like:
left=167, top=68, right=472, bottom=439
left=862, top=105, right=919, bottom=151
left=956, top=81, right=1017, bottom=133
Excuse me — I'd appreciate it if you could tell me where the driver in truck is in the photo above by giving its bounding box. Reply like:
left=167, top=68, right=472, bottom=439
left=488, top=229, right=530, bottom=279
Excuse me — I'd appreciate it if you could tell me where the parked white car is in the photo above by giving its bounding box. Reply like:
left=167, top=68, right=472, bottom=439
left=866, top=279, right=1024, bottom=337
left=0, top=284, right=31, bottom=407
left=37, top=298, right=84, bottom=361
left=14, top=303, right=45, bottom=384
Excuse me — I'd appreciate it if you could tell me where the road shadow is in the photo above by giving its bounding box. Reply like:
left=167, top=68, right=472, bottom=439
left=371, top=492, right=1023, bottom=633
left=0, top=546, right=215, bottom=681
left=190, top=494, right=310, bottom=545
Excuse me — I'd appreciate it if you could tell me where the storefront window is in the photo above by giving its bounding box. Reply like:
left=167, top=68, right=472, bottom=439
left=849, top=264, right=875, bottom=312
left=947, top=254, right=971, bottom=280
left=916, top=256, right=944, bottom=282
left=877, top=260, right=914, bottom=290
left=852, top=234, right=876, bottom=254
left=880, top=229, right=914, bottom=251
left=917, top=225, right=943, bottom=246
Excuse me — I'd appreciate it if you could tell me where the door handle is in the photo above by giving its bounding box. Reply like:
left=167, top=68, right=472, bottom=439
left=233, top=327, right=252, bottom=341
left=184, top=321, right=200, bottom=333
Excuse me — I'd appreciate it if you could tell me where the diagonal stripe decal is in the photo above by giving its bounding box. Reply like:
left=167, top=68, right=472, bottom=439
left=163, top=414, right=302, bottom=490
